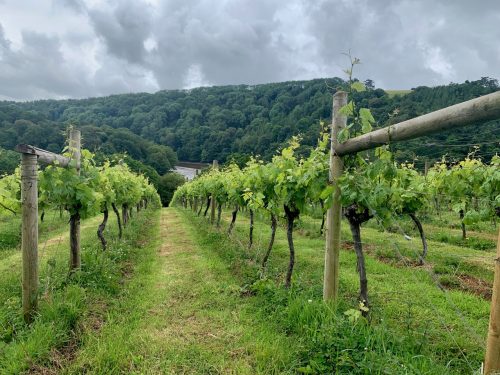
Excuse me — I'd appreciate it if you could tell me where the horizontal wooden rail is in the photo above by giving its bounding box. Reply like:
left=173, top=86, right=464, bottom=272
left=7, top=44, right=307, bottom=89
left=336, top=91, right=500, bottom=156
left=15, top=144, right=71, bottom=167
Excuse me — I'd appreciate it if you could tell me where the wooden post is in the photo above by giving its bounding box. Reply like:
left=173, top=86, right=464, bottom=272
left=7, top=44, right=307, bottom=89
left=70, top=128, right=81, bottom=172
left=21, top=153, right=38, bottom=323
left=323, top=91, right=347, bottom=301
left=69, top=129, right=81, bottom=271
left=210, top=160, right=218, bottom=224
left=484, top=228, right=500, bottom=374
left=16, top=144, right=71, bottom=322
left=424, top=160, right=429, bottom=176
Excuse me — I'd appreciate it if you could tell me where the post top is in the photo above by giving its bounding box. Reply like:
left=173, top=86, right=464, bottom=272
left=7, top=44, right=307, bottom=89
left=14, top=144, right=72, bottom=167
left=15, top=144, right=42, bottom=155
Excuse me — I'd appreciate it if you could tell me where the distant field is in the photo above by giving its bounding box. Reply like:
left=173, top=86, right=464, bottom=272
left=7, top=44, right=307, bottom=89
left=385, top=89, right=413, bottom=97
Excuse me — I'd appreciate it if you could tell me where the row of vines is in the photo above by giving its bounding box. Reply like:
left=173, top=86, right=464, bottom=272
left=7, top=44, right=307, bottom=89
left=172, top=76, right=500, bottom=313
left=0, top=148, right=161, bottom=269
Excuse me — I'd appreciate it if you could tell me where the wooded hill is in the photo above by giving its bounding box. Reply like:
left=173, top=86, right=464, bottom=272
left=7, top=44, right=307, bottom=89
left=0, top=77, right=498, bottom=173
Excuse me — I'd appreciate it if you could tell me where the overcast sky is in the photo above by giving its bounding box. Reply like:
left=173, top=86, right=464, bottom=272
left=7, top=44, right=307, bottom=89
left=0, top=0, right=499, bottom=101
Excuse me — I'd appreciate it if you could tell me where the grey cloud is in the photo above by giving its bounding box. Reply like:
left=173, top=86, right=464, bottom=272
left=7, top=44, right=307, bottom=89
left=147, top=0, right=288, bottom=88
left=0, top=0, right=499, bottom=100
left=0, top=22, right=157, bottom=100
left=0, top=28, right=86, bottom=99
left=304, top=0, right=500, bottom=88
left=53, top=0, right=86, bottom=13
left=88, top=0, right=153, bottom=64
left=0, top=23, right=10, bottom=49
left=303, top=0, right=439, bottom=87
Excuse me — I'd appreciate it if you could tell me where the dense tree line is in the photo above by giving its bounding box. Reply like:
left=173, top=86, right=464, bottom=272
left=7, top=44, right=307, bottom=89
left=0, top=122, right=177, bottom=176
left=0, top=77, right=498, bottom=170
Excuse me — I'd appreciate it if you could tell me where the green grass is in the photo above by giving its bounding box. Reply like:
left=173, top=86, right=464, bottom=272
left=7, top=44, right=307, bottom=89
left=195, top=207, right=491, bottom=373
left=0, top=208, right=160, bottom=374
left=0, top=214, right=21, bottom=252
left=300, top=212, right=496, bottom=284
left=0, top=210, right=70, bottom=260
left=64, top=208, right=300, bottom=374
left=1, top=205, right=493, bottom=373
left=385, top=89, right=413, bottom=98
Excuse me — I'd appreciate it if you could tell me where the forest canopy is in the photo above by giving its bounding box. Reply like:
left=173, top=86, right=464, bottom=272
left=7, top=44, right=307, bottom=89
left=0, top=76, right=498, bottom=175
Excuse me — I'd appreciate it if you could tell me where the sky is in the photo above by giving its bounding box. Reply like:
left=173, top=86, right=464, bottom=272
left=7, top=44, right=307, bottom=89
left=0, top=0, right=499, bottom=101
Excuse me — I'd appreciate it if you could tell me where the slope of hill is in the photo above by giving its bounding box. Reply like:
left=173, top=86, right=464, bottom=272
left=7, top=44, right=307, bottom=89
left=0, top=77, right=498, bottom=169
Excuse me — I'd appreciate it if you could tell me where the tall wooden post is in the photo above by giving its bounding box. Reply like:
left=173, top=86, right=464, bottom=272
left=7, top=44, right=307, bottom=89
left=210, top=160, right=218, bottom=224
left=69, top=129, right=81, bottom=271
left=424, top=160, right=429, bottom=176
left=21, top=153, right=38, bottom=323
left=323, top=91, right=347, bottom=301
left=16, top=144, right=72, bottom=322
left=484, top=228, right=500, bottom=374
left=70, top=128, right=81, bottom=172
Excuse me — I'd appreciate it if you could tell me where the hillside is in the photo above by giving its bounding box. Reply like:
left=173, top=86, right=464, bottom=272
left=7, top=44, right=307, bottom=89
left=0, top=77, right=498, bottom=170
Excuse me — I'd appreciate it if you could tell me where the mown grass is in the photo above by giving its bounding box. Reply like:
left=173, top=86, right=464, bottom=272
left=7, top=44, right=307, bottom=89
left=63, top=209, right=301, bottom=374
left=0, top=208, right=159, bottom=374
left=186, top=206, right=492, bottom=374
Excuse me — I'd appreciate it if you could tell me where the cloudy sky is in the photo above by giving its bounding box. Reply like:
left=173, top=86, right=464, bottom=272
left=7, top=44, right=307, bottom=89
left=0, top=0, right=499, bottom=101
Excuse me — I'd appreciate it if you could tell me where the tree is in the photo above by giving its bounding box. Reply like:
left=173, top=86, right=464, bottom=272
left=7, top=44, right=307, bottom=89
left=157, top=172, right=186, bottom=207
left=0, top=148, right=19, bottom=176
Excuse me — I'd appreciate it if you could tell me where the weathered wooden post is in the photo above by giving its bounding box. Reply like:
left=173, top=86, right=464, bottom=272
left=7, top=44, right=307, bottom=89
left=21, top=153, right=38, bottom=323
left=69, top=128, right=81, bottom=271
left=210, top=160, right=218, bottom=225
left=15, top=130, right=79, bottom=321
left=484, top=229, right=500, bottom=374
left=323, top=91, right=347, bottom=302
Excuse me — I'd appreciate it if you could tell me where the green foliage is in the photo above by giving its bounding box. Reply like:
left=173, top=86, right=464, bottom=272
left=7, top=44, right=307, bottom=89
left=391, top=163, right=428, bottom=215
left=174, top=134, right=330, bottom=220
left=428, top=156, right=499, bottom=225
left=173, top=137, right=498, bottom=247
left=0, top=148, right=19, bottom=176
left=0, top=171, right=20, bottom=215
left=95, top=153, right=161, bottom=188
left=40, top=150, right=104, bottom=218
left=157, top=172, right=186, bottom=206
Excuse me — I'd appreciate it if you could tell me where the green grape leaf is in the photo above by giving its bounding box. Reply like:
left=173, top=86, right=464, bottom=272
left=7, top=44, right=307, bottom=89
left=359, top=108, right=374, bottom=133
left=339, top=101, right=355, bottom=117
left=351, top=81, right=366, bottom=92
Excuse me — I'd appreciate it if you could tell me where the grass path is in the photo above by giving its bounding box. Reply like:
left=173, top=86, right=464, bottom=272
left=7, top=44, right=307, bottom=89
left=65, top=208, right=297, bottom=374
